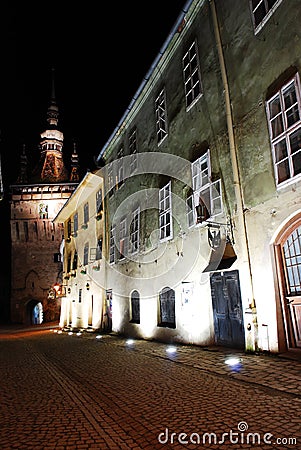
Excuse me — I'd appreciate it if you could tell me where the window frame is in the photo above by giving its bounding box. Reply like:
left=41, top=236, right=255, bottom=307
left=266, top=73, right=301, bottom=187
left=96, top=188, right=103, bottom=214
left=159, top=181, right=173, bottom=242
left=130, top=290, right=140, bottom=324
left=129, top=128, right=138, bottom=174
left=158, top=287, right=176, bottom=329
left=155, top=88, right=168, bottom=145
left=130, top=207, right=140, bottom=255
left=118, top=218, right=127, bottom=260
left=250, top=0, right=282, bottom=34
left=109, top=225, right=116, bottom=264
left=182, top=40, right=202, bottom=110
left=83, top=202, right=89, bottom=225
left=190, top=151, right=223, bottom=225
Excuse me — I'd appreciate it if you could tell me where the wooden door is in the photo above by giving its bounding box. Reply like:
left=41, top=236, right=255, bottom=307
left=210, top=270, right=245, bottom=349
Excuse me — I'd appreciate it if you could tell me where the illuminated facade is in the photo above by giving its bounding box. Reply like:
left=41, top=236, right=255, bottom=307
left=53, top=170, right=106, bottom=331
left=91, top=0, right=301, bottom=354
left=9, top=72, right=80, bottom=324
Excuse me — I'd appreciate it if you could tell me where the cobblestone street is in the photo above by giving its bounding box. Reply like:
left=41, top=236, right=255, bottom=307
left=0, top=326, right=300, bottom=449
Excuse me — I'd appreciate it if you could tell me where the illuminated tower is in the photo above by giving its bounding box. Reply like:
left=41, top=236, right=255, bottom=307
left=9, top=70, right=81, bottom=324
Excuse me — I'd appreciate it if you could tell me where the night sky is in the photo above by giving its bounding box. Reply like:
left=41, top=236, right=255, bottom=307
left=0, top=1, right=188, bottom=187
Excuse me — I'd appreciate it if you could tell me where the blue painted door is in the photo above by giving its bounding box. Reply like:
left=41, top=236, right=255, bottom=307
left=210, top=270, right=245, bottom=349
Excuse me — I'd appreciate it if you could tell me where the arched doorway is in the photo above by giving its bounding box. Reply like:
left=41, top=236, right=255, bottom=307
left=25, top=300, right=44, bottom=325
left=274, top=214, right=301, bottom=350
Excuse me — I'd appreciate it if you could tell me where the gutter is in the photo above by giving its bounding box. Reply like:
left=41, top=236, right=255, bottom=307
left=209, top=1, right=256, bottom=314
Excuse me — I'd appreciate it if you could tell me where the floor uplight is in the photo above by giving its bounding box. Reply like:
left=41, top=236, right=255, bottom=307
left=225, top=356, right=242, bottom=372
left=166, top=346, right=177, bottom=355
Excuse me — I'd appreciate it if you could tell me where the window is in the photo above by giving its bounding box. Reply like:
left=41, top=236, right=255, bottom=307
left=24, top=222, right=29, bottom=242
left=186, top=194, right=195, bottom=228
left=96, top=239, right=103, bottom=260
left=84, top=202, right=89, bottom=225
left=107, top=162, right=114, bottom=197
left=119, top=218, right=127, bottom=260
left=250, top=0, right=282, bottom=32
left=117, top=147, right=124, bottom=188
left=67, top=254, right=71, bottom=273
left=130, top=208, right=140, bottom=254
left=67, top=219, right=72, bottom=239
left=266, top=74, right=301, bottom=186
left=72, top=252, right=78, bottom=270
left=53, top=253, right=61, bottom=263
left=84, top=243, right=89, bottom=266
left=96, top=188, right=103, bottom=214
left=129, top=128, right=138, bottom=174
left=130, top=290, right=140, bottom=324
left=283, top=226, right=301, bottom=295
left=190, top=151, right=222, bottom=224
left=155, top=88, right=168, bottom=144
left=39, top=203, right=48, bottom=219
left=109, top=226, right=116, bottom=264
left=159, top=182, right=173, bottom=242
left=74, top=213, right=78, bottom=234
left=182, top=40, right=202, bottom=109
left=158, top=287, right=175, bottom=328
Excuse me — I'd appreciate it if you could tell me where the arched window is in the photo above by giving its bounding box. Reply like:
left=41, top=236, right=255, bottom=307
left=158, top=287, right=176, bottom=328
left=130, top=290, right=140, bottom=324
left=283, top=225, right=301, bottom=295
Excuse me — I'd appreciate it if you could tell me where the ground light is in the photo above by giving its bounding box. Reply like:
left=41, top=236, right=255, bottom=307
left=166, top=346, right=177, bottom=355
left=126, top=339, right=135, bottom=346
left=96, top=335, right=103, bottom=339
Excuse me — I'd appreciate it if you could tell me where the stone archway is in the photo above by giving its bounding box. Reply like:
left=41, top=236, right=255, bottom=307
left=273, top=213, right=301, bottom=351
left=25, top=300, right=44, bottom=325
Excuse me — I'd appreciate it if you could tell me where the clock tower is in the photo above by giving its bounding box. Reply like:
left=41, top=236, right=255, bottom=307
left=9, top=70, right=81, bottom=324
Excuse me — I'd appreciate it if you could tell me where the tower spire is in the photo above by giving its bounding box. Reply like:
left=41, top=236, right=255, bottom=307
left=47, top=67, right=59, bottom=127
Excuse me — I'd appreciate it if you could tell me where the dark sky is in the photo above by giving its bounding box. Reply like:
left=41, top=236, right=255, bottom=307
left=0, top=1, right=188, bottom=187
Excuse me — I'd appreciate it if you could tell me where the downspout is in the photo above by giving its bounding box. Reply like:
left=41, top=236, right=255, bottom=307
left=209, top=0, right=258, bottom=349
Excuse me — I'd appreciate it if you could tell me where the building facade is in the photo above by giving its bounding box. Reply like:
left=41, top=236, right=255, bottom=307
left=54, top=0, right=301, bottom=355
left=53, top=170, right=106, bottom=331
left=88, top=0, right=301, bottom=354
left=9, top=73, right=80, bottom=324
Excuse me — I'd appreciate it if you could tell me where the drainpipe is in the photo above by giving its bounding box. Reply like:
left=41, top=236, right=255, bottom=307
left=209, top=0, right=258, bottom=349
